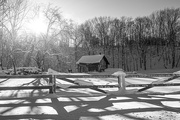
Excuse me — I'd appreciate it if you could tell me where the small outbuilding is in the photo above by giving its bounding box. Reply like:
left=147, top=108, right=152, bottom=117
left=76, top=54, right=109, bottom=72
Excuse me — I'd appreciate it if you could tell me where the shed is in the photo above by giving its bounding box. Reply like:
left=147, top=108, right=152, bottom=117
left=76, top=54, right=109, bottom=72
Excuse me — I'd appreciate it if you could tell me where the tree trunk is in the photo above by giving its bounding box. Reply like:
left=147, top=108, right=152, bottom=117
left=74, top=46, right=78, bottom=62
left=171, top=44, right=176, bottom=68
left=136, top=58, right=138, bottom=71
left=11, top=56, right=17, bottom=75
left=140, top=57, right=142, bottom=69
left=118, top=44, right=120, bottom=68
left=112, top=45, right=115, bottom=68
left=121, top=44, right=125, bottom=70
left=176, top=54, right=180, bottom=67
left=143, top=53, right=147, bottom=70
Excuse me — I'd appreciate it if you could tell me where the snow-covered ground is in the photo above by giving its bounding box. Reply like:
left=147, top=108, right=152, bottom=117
left=0, top=68, right=180, bottom=120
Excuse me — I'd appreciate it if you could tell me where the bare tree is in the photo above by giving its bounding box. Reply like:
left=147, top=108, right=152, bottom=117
left=0, top=0, right=7, bottom=69
left=1, top=0, right=32, bottom=74
left=31, top=4, right=69, bottom=71
left=164, top=8, right=180, bottom=68
left=91, top=17, right=111, bottom=54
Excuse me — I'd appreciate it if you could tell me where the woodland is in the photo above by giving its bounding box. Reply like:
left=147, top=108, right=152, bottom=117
left=0, top=0, right=180, bottom=73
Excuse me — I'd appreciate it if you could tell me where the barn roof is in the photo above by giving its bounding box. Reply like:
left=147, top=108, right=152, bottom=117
left=76, top=54, right=109, bottom=64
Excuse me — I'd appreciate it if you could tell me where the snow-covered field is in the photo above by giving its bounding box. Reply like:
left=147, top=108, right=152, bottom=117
left=0, top=68, right=180, bottom=120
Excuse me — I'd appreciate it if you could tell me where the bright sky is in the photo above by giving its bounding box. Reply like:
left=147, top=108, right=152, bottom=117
left=34, top=0, right=180, bottom=23
left=27, top=0, right=180, bottom=35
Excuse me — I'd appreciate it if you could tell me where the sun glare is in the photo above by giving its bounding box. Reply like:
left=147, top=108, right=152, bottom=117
left=27, top=17, right=47, bottom=35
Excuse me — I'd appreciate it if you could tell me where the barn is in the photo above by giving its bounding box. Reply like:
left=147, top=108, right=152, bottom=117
left=76, top=54, right=110, bottom=72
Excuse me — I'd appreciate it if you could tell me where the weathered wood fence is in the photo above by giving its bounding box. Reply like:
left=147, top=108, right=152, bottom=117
left=0, top=71, right=180, bottom=94
left=0, top=75, right=56, bottom=93
left=55, top=72, right=180, bottom=94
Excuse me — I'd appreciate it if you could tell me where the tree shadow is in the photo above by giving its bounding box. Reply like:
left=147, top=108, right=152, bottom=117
left=0, top=91, right=180, bottom=120
left=1, top=76, right=180, bottom=120
left=1, top=78, right=50, bottom=98
left=0, top=78, right=10, bottom=84
left=62, top=93, right=180, bottom=120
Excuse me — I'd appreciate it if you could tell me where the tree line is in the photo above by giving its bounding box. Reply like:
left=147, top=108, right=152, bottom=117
left=0, top=0, right=180, bottom=73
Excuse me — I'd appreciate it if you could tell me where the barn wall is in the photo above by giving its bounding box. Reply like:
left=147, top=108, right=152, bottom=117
left=99, top=58, right=108, bottom=71
left=88, top=63, right=99, bottom=72
left=77, top=64, right=88, bottom=72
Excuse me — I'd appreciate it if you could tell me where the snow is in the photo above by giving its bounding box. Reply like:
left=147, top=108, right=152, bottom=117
left=0, top=68, right=180, bottom=119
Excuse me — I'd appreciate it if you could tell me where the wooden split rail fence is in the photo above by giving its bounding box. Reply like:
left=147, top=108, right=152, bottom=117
left=55, top=72, right=180, bottom=94
left=0, top=71, right=180, bottom=94
left=0, top=75, right=56, bottom=94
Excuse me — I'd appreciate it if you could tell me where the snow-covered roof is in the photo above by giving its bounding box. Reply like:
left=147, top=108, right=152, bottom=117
left=76, top=54, right=109, bottom=64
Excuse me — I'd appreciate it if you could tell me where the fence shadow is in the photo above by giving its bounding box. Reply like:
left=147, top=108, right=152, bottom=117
left=0, top=73, right=180, bottom=120
left=0, top=91, right=180, bottom=120
left=0, top=77, right=50, bottom=98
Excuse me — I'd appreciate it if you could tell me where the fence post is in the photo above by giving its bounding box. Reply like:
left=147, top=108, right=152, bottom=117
left=47, top=68, right=57, bottom=94
left=111, top=70, right=138, bottom=95
left=49, top=75, right=54, bottom=94
left=53, top=75, right=56, bottom=93
left=112, top=70, right=126, bottom=92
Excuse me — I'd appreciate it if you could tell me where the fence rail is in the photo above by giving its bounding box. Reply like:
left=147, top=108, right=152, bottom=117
left=0, top=74, right=55, bottom=93
left=56, top=83, right=180, bottom=89
left=0, top=75, right=52, bottom=78
left=55, top=73, right=180, bottom=79
left=0, top=72, right=180, bottom=95
left=55, top=72, right=180, bottom=94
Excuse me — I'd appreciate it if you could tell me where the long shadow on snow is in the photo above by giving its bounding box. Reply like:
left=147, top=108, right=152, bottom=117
left=8, top=78, right=49, bottom=98
left=0, top=91, right=180, bottom=120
